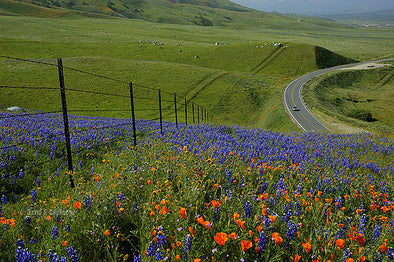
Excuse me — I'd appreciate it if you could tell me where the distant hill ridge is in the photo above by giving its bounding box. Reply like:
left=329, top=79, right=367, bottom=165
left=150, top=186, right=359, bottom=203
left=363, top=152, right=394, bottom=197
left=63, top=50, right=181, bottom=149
left=0, top=0, right=350, bottom=28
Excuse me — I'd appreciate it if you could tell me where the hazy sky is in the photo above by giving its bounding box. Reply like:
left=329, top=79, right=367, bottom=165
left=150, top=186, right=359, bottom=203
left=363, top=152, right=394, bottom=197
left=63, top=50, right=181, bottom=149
left=230, top=0, right=394, bottom=14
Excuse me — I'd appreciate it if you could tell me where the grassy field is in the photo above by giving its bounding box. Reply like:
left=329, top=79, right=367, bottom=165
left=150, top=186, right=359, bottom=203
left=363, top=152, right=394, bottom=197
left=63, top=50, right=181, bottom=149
left=1, top=14, right=393, bottom=132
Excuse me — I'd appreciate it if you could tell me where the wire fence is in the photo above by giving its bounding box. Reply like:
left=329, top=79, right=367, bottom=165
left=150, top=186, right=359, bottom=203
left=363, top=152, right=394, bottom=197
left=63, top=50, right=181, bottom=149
left=0, top=56, right=211, bottom=188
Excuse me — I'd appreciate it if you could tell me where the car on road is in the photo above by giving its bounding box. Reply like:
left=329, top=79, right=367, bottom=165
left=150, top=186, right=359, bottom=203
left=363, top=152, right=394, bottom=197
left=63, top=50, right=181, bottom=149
left=292, top=106, right=299, bottom=111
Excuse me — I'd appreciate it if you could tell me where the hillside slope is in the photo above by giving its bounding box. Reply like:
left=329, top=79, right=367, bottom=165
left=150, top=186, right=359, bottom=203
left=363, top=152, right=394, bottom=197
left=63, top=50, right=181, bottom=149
left=0, top=0, right=350, bottom=29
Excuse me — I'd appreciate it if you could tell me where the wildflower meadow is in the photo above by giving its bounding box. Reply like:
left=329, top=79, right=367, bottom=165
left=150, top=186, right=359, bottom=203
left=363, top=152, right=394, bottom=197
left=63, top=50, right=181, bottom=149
left=0, top=112, right=393, bottom=261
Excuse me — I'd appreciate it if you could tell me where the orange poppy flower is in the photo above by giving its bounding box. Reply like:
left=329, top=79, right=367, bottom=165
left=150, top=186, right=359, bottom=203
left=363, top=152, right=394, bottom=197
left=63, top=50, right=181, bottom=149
left=214, top=232, right=228, bottom=246
left=291, top=255, right=301, bottom=262
left=272, top=232, right=283, bottom=245
left=189, top=226, right=195, bottom=235
left=336, top=239, right=344, bottom=251
left=104, top=229, right=110, bottom=236
left=212, top=200, right=221, bottom=209
left=380, top=216, right=388, bottom=222
left=193, top=259, right=201, bottom=262
left=179, top=208, right=187, bottom=219
left=235, top=219, right=245, bottom=230
left=380, top=239, right=389, bottom=253
left=196, top=216, right=205, bottom=225
left=203, top=221, right=211, bottom=230
left=269, top=215, right=276, bottom=223
left=46, top=215, right=52, bottom=221
left=160, top=206, right=169, bottom=215
left=348, top=231, right=355, bottom=241
left=302, top=241, right=312, bottom=253
left=175, top=255, right=180, bottom=260
left=356, top=233, right=365, bottom=246
left=261, top=206, right=267, bottom=217
left=381, top=206, right=390, bottom=212
left=74, top=201, right=81, bottom=210
left=241, top=240, right=252, bottom=251
left=229, top=232, right=238, bottom=240
left=5, top=219, right=15, bottom=228
left=62, top=241, right=67, bottom=246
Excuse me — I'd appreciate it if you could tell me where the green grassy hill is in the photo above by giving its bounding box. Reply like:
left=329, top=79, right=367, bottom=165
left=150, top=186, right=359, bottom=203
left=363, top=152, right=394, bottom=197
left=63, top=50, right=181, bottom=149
left=0, top=0, right=350, bottom=29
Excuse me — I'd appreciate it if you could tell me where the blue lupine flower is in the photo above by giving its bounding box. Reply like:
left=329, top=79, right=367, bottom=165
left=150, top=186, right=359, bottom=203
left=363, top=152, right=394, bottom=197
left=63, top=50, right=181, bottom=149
left=387, top=248, right=394, bottom=261
left=1, top=195, right=7, bottom=204
left=118, top=193, right=125, bottom=202
left=16, top=246, right=37, bottom=262
left=15, top=238, right=38, bottom=262
left=31, top=189, right=37, bottom=203
left=244, top=201, right=252, bottom=217
left=213, top=206, right=220, bottom=221
left=335, top=196, right=342, bottom=210
left=147, top=242, right=155, bottom=257
left=36, top=176, right=41, bottom=186
left=372, top=225, right=381, bottom=242
left=24, top=216, right=31, bottom=225
left=66, top=246, right=80, bottom=262
left=65, top=225, right=71, bottom=233
left=358, top=214, right=367, bottom=235
left=257, top=231, right=266, bottom=253
left=286, top=220, right=297, bottom=240
left=294, top=202, right=302, bottom=217
left=342, top=248, right=352, bottom=262
left=155, top=249, right=163, bottom=261
left=84, top=194, right=92, bottom=209
left=16, top=238, right=24, bottom=249
left=51, top=226, right=59, bottom=240
left=281, top=203, right=292, bottom=222
left=156, top=226, right=167, bottom=248
left=18, top=170, right=24, bottom=179
left=133, top=254, right=141, bottom=262
left=183, top=234, right=192, bottom=260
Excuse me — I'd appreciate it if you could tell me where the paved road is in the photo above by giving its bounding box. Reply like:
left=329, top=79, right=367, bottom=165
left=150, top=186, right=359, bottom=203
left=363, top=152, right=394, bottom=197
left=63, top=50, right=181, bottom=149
left=283, top=58, right=393, bottom=132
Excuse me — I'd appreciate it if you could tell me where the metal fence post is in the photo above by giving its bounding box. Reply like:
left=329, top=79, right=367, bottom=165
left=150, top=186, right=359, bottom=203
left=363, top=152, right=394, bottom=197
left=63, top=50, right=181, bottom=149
left=159, top=89, right=163, bottom=135
left=184, top=98, right=187, bottom=125
left=192, top=103, right=195, bottom=123
left=174, top=93, right=178, bottom=129
left=129, top=82, right=137, bottom=146
left=197, top=106, right=200, bottom=123
left=57, top=58, right=75, bottom=188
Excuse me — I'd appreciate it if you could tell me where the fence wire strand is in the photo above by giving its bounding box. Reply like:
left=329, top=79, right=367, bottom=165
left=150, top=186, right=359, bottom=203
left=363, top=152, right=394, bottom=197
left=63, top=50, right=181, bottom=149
left=0, top=55, right=213, bottom=178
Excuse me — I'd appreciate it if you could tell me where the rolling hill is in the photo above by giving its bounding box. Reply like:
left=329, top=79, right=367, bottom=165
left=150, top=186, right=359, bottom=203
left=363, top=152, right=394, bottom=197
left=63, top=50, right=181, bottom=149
left=0, top=0, right=350, bottom=29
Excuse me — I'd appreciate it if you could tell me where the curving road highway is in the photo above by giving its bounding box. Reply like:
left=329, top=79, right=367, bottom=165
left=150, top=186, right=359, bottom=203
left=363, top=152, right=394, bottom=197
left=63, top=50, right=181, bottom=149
left=283, top=58, right=394, bottom=133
